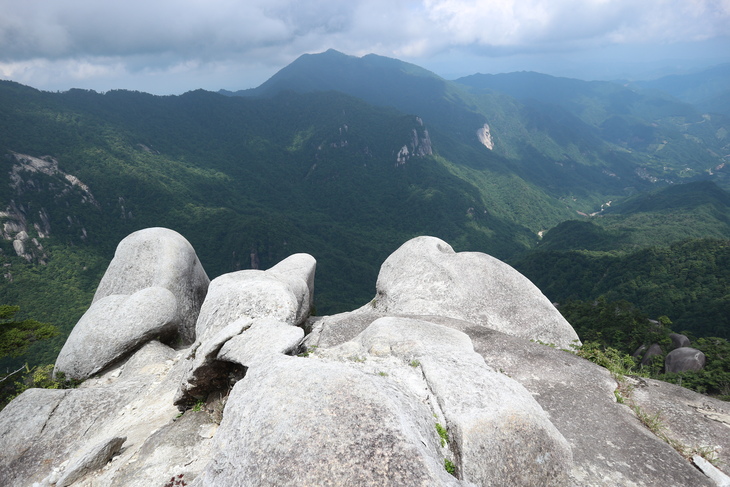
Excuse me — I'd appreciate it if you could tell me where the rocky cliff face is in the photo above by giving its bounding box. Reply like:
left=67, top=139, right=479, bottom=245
left=1, top=230, right=728, bottom=486
left=0, top=152, right=99, bottom=265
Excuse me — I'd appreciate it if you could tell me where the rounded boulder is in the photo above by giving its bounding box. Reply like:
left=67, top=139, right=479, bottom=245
left=93, top=227, right=209, bottom=344
left=370, top=236, right=580, bottom=348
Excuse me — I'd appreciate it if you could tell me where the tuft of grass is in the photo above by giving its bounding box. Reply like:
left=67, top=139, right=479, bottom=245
left=297, top=345, right=317, bottom=358
left=192, top=399, right=205, bottom=412
left=573, top=341, right=643, bottom=380
left=444, top=459, right=456, bottom=476
left=574, top=342, right=721, bottom=465
left=435, top=423, right=449, bottom=447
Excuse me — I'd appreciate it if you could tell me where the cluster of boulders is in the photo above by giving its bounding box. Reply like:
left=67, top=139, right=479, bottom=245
left=1, top=228, right=729, bottom=486
left=636, top=330, right=707, bottom=373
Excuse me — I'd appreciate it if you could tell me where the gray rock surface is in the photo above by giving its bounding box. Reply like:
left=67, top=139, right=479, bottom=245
left=92, top=227, right=210, bottom=344
left=665, top=347, right=707, bottom=373
left=2, top=230, right=728, bottom=487
left=631, top=377, right=730, bottom=470
left=468, top=327, right=716, bottom=487
left=109, top=409, right=217, bottom=487
left=55, top=287, right=179, bottom=380
left=640, top=342, right=664, bottom=366
left=304, top=309, right=383, bottom=349
left=218, top=318, right=304, bottom=366
left=193, top=355, right=462, bottom=487
left=195, top=253, right=315, bottom=341
left=340, top=317, right=573, bottom=485
left=670, top=332, right=692, bottom=349
left=56, top=436, right=127, bottom=487
left=175, top=318, right=253, bottom=407
left=693, top=455, right=730, bottom=487
left=0, top=341, right=189, bottom=487
left=366, top=236, right=580, bottom=348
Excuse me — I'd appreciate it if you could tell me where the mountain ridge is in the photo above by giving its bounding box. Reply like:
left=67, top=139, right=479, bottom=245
left=1, top=50, right=729, bottom=368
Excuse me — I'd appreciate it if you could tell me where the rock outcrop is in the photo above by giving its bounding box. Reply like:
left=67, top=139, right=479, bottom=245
left=92, top=227, right=210, bottom=345
left=307, top=236, right=580, bottom=349
left=55, top=287, right=180, bottom=380
left=1, top=231, right=728, bottom=487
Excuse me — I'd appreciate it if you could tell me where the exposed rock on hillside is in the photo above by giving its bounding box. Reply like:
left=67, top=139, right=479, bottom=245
left=396, top=117, right=432, bottom=165
left=476, top=123, right=494, bottom=150
left=0, top=230, right=727, bottom=486
left=0, top=153, right=98, bottom=263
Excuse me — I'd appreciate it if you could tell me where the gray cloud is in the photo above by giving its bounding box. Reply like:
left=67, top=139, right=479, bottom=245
left=0, top=0, right=728, bottom=94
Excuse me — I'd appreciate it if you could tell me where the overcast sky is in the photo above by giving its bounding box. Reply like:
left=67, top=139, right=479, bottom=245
left=1, top=0, right=728, bottom=95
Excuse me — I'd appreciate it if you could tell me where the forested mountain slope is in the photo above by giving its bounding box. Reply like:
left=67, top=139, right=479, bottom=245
left=1, top=51, right=729, bottom=368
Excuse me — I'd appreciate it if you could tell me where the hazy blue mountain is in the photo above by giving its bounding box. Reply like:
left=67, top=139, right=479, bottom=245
left=630, top=63, right=730, bottom=116
left=453, top=71, right=730, bottom=185
left=227, top=51, right=730, bottom=198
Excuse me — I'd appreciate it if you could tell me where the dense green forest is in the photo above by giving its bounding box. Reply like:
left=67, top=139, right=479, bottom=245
left=513, top=181, right=730, bottom=340
left=1, top=52, right=729, bottom=396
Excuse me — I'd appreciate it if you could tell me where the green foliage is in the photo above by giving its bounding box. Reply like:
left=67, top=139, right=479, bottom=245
left=444, top=459, right=456, bottom=476
left=517, top=239, right=730, bottom=340
left=657, top=337, right=730, bottom=398
left=0, top=305, right=58, bottom=359
left=0, top=60, right=728, bottom=375
left=559, top=298, right=669, bottom=356
left=192, top=399, right=205, bottom=412
left=0, top=363, right=79, bottom=410
left=573, top=341, right=642, bottom=379
left=435, top=422, right=449, bottom=447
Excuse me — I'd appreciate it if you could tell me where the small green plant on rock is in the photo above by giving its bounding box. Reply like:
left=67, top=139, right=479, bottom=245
left=409, top=359, right=421, bottom=367
left=297, top=345, right=317, bottom=357
left=435, top=423, right=449, bottom=447
left=573, top=341, right=642, bottom=379
left=444, top=459, right=456, bottom=476
left=192, top=399, right=205, bottom=412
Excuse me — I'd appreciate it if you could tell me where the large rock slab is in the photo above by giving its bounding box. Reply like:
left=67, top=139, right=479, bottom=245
left=218, top=318, right=304, bottom=366
left=175, top=316, right=304, bottom=407
left=468, top=327, right=716, bottom=486
left=367, top=236, right=580, bottom=348
left=0, top=341, right=195, bottom=487
left=631, top=378, right=730, bottom=474
left=93, top=227, right=210, bottom=344
left=174, top=318, right=253, bottom=407
left=340, top=317, right=573, bottom=486
left=55, top=287, right=179, bottom=380
left=56, top=436, right=127, bottom=487
left=195, top=253, right=315, bottom=341
left=193, top=355, right=461, bottom=487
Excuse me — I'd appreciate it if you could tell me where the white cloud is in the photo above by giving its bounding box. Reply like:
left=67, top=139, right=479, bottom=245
left=0, top=0, right=727, bottom=93
left=420, top=0, right=730, bottom=50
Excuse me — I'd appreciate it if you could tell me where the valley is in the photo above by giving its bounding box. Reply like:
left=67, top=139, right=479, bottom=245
left=0, top=50, right=728, bottom=372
